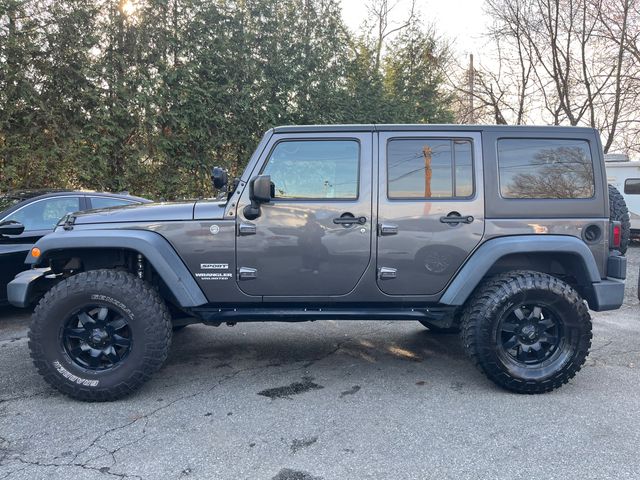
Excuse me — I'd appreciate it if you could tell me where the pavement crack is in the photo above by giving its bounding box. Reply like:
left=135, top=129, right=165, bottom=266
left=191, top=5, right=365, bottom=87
left=0, top=389, right=52, bottom=404
left=11, top=457, right=142, bottom=479
left=290, top=436, right=318, bottom=454
left=62, top=364, right=265, bottom=471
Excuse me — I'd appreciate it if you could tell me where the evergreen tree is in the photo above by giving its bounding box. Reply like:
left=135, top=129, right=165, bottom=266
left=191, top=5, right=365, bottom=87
left=0, top=0, right=455, bottom=199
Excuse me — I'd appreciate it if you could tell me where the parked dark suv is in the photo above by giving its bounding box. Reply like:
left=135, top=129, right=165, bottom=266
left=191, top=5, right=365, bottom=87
left=7, top=125, right=627, bottom=400
left=0, top=190, right=150, bottom=304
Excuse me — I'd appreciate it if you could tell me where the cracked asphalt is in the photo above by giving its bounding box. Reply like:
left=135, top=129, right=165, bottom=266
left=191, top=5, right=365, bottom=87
left=1, top=248, right=639, bottom=480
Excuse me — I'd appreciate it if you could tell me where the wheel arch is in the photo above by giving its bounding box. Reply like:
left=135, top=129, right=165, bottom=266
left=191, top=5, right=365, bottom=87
left=439, top=235, right=603, bottom=310
left=25, top=229, right=208, bottom=308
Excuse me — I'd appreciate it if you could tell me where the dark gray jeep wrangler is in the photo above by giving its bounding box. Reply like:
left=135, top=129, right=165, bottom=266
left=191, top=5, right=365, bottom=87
left=8, top=125, right=627, bottom=401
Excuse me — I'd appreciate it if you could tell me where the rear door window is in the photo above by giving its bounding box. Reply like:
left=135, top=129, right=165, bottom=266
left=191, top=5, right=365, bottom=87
left=387, top=138, right=474, bottom=199
left=498, top=139, right=594, bottom=199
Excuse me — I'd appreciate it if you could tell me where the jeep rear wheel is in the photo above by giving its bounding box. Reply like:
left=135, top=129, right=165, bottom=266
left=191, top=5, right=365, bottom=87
left=461, top=271, right=592, bottom=394
left=28, top=269, right=172, bottom=401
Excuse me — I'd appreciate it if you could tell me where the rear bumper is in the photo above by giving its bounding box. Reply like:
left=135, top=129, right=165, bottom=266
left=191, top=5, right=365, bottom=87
left=586, top=253, right=627, bottom=311
left=7, top=268, right=51, bottom=308
left=607, top=255, right=627, bottom=279
left=589, top=278, right=626, bottom=311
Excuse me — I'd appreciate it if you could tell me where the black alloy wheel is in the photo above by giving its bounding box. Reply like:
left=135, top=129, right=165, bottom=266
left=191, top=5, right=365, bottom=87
left=62, top=306, right=133, bottom=370
left=497, top=303, right=562, bottom=367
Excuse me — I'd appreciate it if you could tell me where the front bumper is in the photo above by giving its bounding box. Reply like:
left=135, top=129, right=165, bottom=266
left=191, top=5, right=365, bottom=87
left=7, top=268, right=51, bottom=308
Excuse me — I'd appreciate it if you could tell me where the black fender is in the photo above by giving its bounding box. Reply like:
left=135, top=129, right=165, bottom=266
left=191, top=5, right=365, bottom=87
left=14, top=229, right=208, bottom=308
left=439, top=235, right=622, bottom=311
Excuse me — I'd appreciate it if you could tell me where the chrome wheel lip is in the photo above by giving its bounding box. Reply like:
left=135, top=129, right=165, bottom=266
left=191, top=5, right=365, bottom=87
left=61, top=305, right=133, bottom=371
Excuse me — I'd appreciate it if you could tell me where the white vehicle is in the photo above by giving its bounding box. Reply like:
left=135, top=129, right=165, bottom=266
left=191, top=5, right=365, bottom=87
left=605, top=154, right=640, bottom=237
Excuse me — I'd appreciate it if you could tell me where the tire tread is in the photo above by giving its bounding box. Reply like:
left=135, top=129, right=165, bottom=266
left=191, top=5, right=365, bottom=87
left=460, top=270, right=592, bottom=394
left=28, top=269, right=172, bottom=401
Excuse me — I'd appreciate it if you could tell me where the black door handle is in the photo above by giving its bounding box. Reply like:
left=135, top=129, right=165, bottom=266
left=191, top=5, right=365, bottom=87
left=440, top=212, right=474, bottom=225
left=333, top=214, right=367, bottom=226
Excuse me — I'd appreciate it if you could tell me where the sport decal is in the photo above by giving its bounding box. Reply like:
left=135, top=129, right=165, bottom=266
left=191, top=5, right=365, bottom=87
left=200, top=263, right=229, bottom=270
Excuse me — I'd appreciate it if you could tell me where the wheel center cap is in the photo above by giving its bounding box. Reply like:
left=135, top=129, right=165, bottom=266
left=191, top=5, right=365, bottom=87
left=90, top=329, right=108, bottom=345
left=520, top=324, right=537, bottom=341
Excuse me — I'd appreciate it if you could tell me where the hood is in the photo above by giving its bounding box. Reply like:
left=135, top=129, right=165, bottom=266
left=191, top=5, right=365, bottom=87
left=193, top=199, right=228, bottom=220
left=71, top=202, right=196, bottom=225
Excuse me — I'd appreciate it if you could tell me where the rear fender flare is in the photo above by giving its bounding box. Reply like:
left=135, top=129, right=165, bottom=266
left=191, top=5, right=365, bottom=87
left=439, top=235, right=601, bottom=306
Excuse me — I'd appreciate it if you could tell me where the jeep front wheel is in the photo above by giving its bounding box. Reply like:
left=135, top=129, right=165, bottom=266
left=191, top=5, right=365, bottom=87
left=28, top=269, right=172, bottom=401
left=461, top=271, right=592, bottom=394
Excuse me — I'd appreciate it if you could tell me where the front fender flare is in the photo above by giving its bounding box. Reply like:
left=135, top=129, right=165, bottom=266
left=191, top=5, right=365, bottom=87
left=25, top=229, right=208, bottom=308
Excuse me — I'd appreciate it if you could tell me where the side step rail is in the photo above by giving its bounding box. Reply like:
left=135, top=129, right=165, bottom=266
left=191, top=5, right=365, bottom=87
left=191, top=306, right=456, bottom=323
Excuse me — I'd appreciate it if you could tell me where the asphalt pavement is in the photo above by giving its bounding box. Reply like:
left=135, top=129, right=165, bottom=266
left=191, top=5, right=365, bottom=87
left=1, top=248, right=639, bottom=480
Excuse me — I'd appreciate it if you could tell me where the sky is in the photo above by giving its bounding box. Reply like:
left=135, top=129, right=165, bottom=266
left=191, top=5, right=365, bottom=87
left=339, top=0, right=491, bottom=58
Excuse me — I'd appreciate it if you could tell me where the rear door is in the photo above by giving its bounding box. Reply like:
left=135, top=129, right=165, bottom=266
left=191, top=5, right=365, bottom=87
left=376, top=131, right=484, bottom=295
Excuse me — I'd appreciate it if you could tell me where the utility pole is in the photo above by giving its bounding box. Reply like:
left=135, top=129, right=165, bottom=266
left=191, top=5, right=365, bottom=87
left=468, top=53, right=475, bottom=124
left=423, top=146, right=432, bottom=198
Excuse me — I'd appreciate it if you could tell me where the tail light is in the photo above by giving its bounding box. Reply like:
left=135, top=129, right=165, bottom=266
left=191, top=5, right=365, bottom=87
left=611, top=221, right=621, bottom=249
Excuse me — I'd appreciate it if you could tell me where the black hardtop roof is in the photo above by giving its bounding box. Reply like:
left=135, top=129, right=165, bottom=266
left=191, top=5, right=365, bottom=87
left=272, top=124, right=598, bottom=134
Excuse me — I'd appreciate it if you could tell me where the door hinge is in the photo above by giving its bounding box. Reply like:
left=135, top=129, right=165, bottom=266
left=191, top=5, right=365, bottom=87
left=378, top=267, right=397, bottom=279
left=238, top=267, right=258, bottom=280
left=378, top=223, right=398, bottom=236
left=238, top=222, right=257, bottom=236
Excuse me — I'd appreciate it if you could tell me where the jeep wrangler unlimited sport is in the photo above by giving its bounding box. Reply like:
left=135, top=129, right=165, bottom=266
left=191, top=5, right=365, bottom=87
left=8, top=125, right=627, bottom=401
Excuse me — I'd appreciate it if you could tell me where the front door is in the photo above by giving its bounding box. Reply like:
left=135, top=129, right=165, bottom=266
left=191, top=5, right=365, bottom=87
left=236, top=133, right=373, bottom=297
left=376, top=131, right=485, bottom=295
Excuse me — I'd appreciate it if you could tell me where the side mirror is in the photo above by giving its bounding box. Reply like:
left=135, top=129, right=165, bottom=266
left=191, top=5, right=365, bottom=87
left=243, top=175, right=272, bottom=220
left=0, top=220, right=25, bottom=236
left=251, top=175, right=272, bottom=203
left=211, top=166, right=228, bottom=190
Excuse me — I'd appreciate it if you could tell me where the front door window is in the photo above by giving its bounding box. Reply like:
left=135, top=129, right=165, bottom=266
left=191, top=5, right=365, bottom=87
left=262, top=140, right=360, bottom=200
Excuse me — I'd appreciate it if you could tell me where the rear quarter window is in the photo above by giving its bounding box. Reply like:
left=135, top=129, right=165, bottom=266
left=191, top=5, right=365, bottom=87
left=90, top=197, right=136, bottom=209
left=498, top=139, right=595, bottom=199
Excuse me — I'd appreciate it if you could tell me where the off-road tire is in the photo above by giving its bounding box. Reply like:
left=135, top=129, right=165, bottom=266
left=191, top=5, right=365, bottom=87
left=28, top=269, right=172, bottom=401
left=461, top=270, right=592, bottom=394
left=609, top=184, right=630, bottom=255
